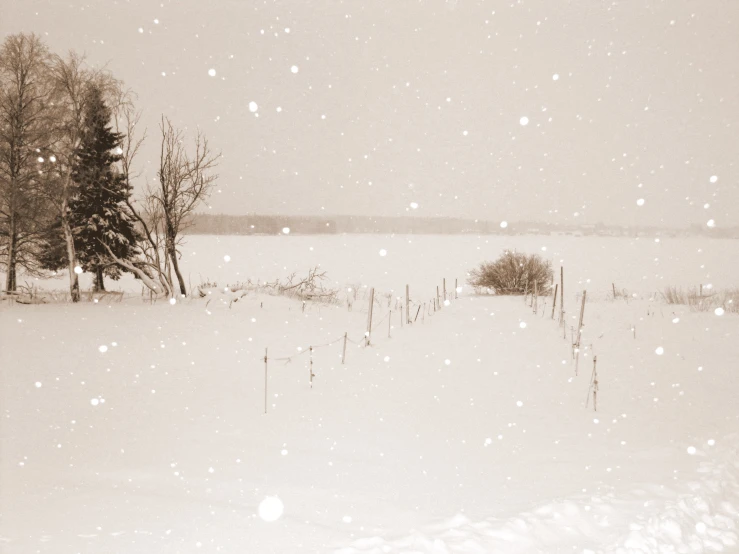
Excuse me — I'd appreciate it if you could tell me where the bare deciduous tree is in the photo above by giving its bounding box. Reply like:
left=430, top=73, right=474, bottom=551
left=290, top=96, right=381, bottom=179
left=152, top=116, right=219, bottom=296
left=111, top=92, right=174, bottom=297
left=0, top=33, right=56, bottom=294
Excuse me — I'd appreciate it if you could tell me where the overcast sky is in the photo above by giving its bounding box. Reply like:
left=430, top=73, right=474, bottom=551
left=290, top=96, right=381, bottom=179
left=3, top=0, right=738, bottom=227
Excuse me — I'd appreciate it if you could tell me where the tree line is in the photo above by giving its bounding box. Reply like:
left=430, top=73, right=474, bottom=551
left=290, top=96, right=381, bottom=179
left=0, top=33, right=219, bottom=301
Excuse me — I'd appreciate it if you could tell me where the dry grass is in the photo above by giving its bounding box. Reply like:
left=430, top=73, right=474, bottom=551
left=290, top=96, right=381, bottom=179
left=662, top=286, right=739, bottom=313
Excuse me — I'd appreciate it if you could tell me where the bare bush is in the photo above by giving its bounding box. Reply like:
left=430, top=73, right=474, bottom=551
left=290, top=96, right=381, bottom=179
left=468, top=251, right=553, bottom=295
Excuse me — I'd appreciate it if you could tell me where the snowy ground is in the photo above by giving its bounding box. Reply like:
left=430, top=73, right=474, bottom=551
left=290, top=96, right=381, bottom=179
left=2, top=235, right=739, bottom=553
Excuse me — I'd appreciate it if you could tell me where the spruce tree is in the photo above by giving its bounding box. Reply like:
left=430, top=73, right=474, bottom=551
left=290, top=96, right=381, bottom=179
left=68, top=85, right=139, bottom=291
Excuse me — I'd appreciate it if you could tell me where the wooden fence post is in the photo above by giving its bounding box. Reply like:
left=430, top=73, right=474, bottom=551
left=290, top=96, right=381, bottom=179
left=560, top=266, right=564, bottom=323
left=577, top=290, right=587, bottom=348
left=309, top=346, right=314, bottom=388
left=365, top=288, right=375, bottom=346
left=443, top=278, right=447, bottom=302
left=342, top=332, right=347, bottom=363
left=406, top=284, right=410, bottom=325
left=551, top=284, right=558, bottom=319
left=455, top=278, right=458, bottom=299
left=437, top=286, right=440, bottom=309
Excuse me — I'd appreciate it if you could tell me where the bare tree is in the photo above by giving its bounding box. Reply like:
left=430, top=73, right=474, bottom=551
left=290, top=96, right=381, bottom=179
left=152, top=117, right=219, bottom=296
left=0, top=33, right=57, bottom=293
left=111, top=92, right=173, bottom=297
left=46, top=51, right=120, bottom=302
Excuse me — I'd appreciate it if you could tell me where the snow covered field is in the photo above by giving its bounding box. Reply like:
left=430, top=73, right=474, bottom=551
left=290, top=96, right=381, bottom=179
left=2, top=234, right=739, bottom=553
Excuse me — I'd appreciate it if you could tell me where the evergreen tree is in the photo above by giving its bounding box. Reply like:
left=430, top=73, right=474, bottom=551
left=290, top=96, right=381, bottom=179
left=67, top=85, right=139, bottom=291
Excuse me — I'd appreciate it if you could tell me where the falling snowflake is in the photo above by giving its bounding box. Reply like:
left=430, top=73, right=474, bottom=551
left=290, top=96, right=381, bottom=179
left=74, top=266, right=83, bottom=275
left=208, top=68, right=216, bottom=77
left=706, top=219, right=716, bottom=228
left=519, top=116, right=529, bottom=126
left=169, top=298, right=176, bottom=305
left=379, top=249, right=387, bottom=256
left=224, top=255, right=231, bottom=262
left=687, top=446, right=697, bottom=455
left=410, top=202, right=419, bottom=209
left=552, top=74, right=560, bottom=81
left=709, top=175, right=718, bottom=183
left=290, top=65, right=299, bottom=74
left=249, top=101, right=259, bottom=112
left=519, top=322, right=527, bottom=329
left=258, top=496, right=284, bottom=522
left=715, top=307, right=725, bottom=316
left=636, top=198, right=645, bottom=206
left=99, top=345, right=108, bottom=353
left=655, top=346, right=664, bottom=355
left=90, top=398, right=100, bottom=406
left=282, top=227, right=290, bottom=234
left=500, top=221, right=508, bottom=228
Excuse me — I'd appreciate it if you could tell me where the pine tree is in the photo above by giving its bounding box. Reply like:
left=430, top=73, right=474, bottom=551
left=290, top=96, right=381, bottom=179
left=68, top=85, right=139, bottom=291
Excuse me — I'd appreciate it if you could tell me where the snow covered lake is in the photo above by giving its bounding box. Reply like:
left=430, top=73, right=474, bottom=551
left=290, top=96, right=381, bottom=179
left=2, top=234, right=739, bottom=553
left=19, top=233, right=739, bottom=297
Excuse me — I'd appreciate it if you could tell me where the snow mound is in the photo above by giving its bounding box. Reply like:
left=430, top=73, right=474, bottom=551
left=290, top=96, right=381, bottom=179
left=336, top=436, right=739, bottom=553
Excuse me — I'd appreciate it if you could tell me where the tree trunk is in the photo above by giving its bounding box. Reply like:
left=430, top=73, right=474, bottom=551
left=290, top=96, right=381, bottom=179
left=4, top=216, right=17, bottom=293
left=93, top=266, right=105, bottom=292
left=167, top=235, right=187, bottom=296
left=101, top=243, right=163, bottom=295
left=60, top=201, right=80, bottom=302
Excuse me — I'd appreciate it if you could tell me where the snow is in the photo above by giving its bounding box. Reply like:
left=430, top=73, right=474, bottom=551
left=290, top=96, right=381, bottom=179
left=519, top=116, right=529, bottom=126
left=2, top=234, right=739, bottom=552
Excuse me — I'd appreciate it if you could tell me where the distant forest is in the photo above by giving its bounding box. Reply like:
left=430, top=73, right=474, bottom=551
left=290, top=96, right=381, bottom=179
left=186, top=213, right=739, bottom=238
left=188, top=214, right=505, bottom=235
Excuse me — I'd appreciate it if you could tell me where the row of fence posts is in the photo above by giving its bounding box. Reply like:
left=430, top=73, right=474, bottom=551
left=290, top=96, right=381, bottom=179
left=264, top=277, right=458, bottom=414
left=523, top=265, right=597, bottom=411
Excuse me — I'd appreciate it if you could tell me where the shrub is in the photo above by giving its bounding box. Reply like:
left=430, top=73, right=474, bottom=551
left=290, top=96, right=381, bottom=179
left=468, top=251, right=553, bottom=295
left=662, top=286, right=738, bottom=313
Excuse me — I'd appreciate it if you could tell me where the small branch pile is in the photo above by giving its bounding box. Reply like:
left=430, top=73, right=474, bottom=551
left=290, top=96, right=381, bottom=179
left=196, top=267, right=341, bottom=306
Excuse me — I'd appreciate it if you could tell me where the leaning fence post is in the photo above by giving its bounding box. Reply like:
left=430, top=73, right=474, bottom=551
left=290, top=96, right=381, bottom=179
left=365, top=288, right=375, bottom=346
left=264, top=348, right=268, bottom=414
left=342, top=332, right=347, bottom=364
left=551, top=284, right=558, bottom=319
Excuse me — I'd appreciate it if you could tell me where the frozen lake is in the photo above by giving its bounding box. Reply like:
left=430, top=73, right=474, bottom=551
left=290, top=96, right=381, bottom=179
left=22, top=234, right=739, bottom=299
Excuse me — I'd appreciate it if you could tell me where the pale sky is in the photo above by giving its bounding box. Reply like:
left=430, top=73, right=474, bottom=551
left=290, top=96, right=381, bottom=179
left=2, top=0, right=738, bottom=227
